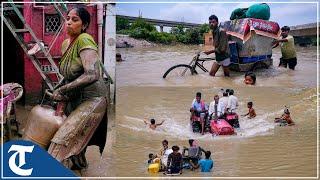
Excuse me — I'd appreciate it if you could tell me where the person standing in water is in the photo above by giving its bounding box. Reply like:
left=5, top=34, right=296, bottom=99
left=273, top=26, right=297, bottom=70
left=166, top=146, right=183, bottom=175
left=189, top=151, right=214, bottom=172
left=204, top=14, right=231, bottom=77
left=157, top=140, right=173, bottom=171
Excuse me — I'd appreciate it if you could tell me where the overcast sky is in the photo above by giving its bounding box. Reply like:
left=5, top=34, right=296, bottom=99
left=116, top=1, right=318, bottom=31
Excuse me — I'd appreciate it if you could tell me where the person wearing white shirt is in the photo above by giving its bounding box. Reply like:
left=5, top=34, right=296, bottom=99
left=227, top=89, right=238, bottom=113
left=218, top=92, right=229, bottom=116
left=209, top=95, right=220, bottom=119
left=157, top=140, right=173, bottom=170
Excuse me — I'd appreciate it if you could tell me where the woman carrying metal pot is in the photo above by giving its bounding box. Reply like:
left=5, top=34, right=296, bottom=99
left=48, top=7, right=108, bottom=170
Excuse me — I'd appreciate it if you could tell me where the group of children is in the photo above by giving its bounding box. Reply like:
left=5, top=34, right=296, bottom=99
left=147, top=139, right=214, bottom=175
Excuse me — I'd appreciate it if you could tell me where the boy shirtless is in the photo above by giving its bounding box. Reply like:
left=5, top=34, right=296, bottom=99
left=275, top=108, right=294, bottom=126
left=242, top=102, right=256, bottom=119
left=144, top=118, right=165, bottom=130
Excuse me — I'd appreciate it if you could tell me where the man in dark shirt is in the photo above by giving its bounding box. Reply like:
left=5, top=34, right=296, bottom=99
left=204, top=14, right=230, bottom=77
left=167, top=146, right=183, bottom=174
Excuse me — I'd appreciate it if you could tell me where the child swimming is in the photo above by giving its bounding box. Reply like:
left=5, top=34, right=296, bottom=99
left=241, top=102, right=256, bottom=119
left=244, top=72, right=256, bottom=85
left=274, top=107, right=295, bottom=126
left=144, top=118, right=165, bottom=130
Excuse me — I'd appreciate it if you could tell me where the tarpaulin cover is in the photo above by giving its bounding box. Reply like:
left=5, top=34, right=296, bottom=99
left=221, top=18, right=280, bottom=42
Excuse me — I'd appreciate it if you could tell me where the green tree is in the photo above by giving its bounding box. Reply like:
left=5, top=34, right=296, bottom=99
left=148, top=31, right=176, bottom=44
left=129, top=27, right=150, bottom=39
left=185, top=28, right=201, bottom=44
left=199, top=24, right=210, bottom=36
left=116, top=17, right=130, bottom=32
left=118, top=17, right=210, bottom=45
left=170, top=25, right=185, bottom=35
left=130, top=18, right=156, bottom=32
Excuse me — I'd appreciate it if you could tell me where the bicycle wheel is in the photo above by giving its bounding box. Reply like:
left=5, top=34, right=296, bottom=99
left=162, top=64, right=198, bottom=78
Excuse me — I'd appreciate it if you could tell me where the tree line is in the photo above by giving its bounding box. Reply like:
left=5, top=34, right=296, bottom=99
left=116, top=17, right=210, bottom=45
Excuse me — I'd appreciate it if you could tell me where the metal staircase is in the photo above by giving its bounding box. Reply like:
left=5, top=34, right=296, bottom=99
left=2, top=1, right=113, bottom=91
left=2, top=1, right=67, bottom=90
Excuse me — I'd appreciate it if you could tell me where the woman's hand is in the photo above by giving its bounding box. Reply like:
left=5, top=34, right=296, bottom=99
left=52, top=88, right=65, bottom=101
left=57, top=49, right=100, bottom=93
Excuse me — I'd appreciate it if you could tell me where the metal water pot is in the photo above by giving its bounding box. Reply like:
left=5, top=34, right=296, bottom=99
left=23, top=91, right=67, bottom=149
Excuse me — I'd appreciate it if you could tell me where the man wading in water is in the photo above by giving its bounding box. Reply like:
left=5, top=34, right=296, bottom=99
left=204, top=14, right=231, bottom=77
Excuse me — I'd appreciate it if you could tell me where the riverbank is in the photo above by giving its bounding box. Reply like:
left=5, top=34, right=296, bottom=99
left=116, top=34, right=157, bottom=48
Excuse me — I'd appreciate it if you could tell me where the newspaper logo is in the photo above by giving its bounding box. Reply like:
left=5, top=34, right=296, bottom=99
left=2, top=140, right=76, bottom=177
left=8, top=145, right=34, bottom=176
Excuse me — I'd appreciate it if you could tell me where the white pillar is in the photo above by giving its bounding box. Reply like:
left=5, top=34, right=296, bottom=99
left=104, top=4, right=116, bottom=103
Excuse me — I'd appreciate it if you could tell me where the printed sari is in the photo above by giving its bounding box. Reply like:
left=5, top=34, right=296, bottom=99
left=48, top=33, right=108, bottom=169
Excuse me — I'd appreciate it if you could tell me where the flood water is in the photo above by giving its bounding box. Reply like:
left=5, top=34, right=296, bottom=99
left=9, top=45, right=318, bottom=177
left=115, top=45, right=318, bottom=177
left=117, top=45, right=317, bottom=88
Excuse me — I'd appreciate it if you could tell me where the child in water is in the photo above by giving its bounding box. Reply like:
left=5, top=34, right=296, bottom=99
left=147, top=153, right=155, bottom=164
left=189, top=151, right=214, bottom=172
left=275, top=108, right=295, bottom=126
left=144, top=118, right=165, bottom=130
left=244, top=72, right=256, bottom=85
left=242, top=102, right=256, bottom=119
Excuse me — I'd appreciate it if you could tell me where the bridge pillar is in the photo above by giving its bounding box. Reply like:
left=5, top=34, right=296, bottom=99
left=160, top=25, right=164, bottom=32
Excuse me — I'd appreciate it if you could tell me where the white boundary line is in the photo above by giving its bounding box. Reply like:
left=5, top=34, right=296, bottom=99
left=1, top=1, right=318, bottom=179
left=317, top=1, right=319, bottom=179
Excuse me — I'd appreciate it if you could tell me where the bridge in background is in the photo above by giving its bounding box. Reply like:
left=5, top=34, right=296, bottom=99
left=289, top=22, right=318, bottom=37
left=117, top=15, right=202, bottom=32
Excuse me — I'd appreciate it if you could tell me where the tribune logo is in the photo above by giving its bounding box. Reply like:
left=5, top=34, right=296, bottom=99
left=8, top=145, right=34, bottom=176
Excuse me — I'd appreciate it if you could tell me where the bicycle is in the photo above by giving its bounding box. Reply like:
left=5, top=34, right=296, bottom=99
left=162, top=52, right=215, bottom=79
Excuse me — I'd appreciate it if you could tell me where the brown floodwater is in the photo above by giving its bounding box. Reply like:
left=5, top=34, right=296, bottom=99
left=114, top=45, right=317, bottom=177
left=117, top=45, right=317, bottom=88
left=115, top=86, right=317, bottom=177
left=6, top=45, right=317, bottom=178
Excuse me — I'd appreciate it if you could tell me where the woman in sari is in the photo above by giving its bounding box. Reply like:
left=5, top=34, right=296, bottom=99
left=48, top=7, right=108, bottom=170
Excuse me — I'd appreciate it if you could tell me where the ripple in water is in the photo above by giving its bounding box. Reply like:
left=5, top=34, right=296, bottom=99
left=119, top=110, right=279, bottom=141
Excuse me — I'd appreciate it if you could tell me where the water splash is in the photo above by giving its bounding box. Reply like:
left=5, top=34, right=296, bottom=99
left=120, top=112, right=277, bottom=140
